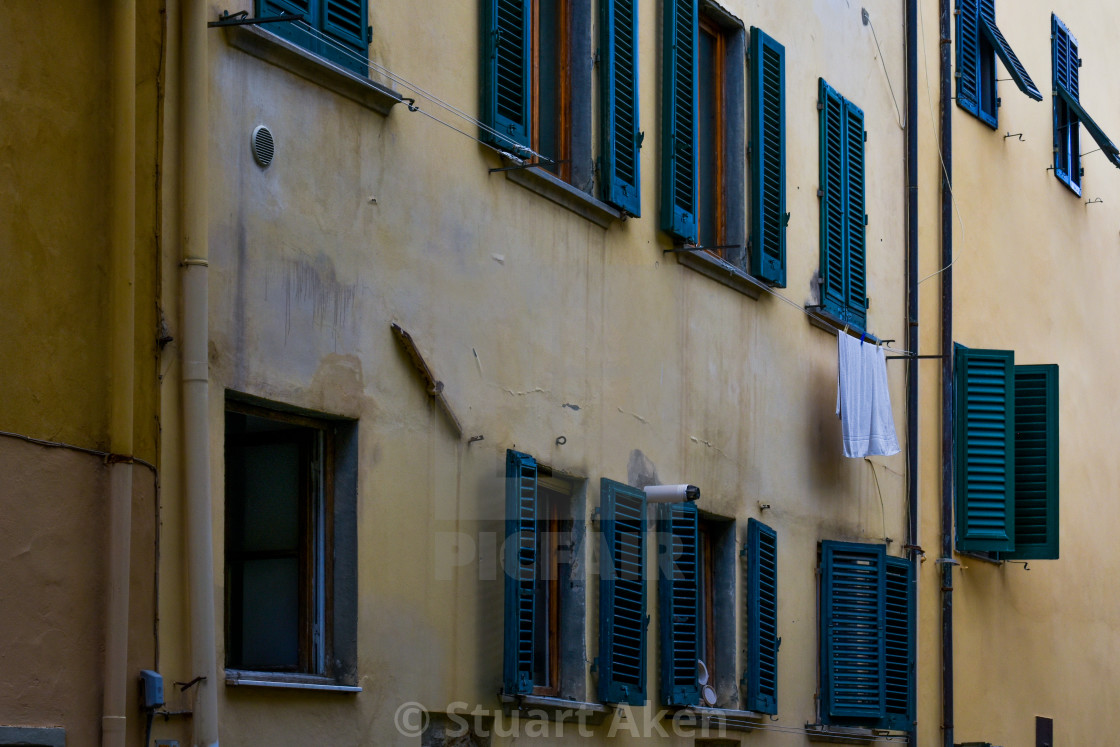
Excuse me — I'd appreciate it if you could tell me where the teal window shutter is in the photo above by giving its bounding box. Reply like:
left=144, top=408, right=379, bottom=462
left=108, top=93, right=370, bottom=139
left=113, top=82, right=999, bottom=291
left=657, top=503, right=699, bottom=706
left=660, top=0, right=698, bottom=243
left=843, top=100, right=867, bottom=325
left=979, top=17, right=1042, bottom=101
left=259, top=0, right=319, bottom=57
left=749, top=27, right=787, bottom=287
left=598, top=478, right=648, bottom=705
left=955, top=0, right=980, bottom=117
left=483, top=0, right=532, bottom=153
left=882, top=556, right=915, bottom=731
left=820, top=542, right=886, bottom=723
left=321, top=0, right=369, bottom=75
left=502, top=449, right=537, bottom=695
left=1003, top=365, right=1059, bottom=560
left=745, top=519, right=778, bottom=715
left=600, top=0, right=642, bottom=216
left=1055, top=88, right=1120, bottom=169
left=954, top=345, right=1016, bottom=552
left=1051, top=17, right=1120, bottom=174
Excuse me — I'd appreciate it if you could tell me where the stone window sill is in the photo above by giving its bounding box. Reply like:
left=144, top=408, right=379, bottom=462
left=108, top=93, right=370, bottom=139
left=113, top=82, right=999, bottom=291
left=502, top=165, right=621, bottom=229
left=225, top=669, right=361, bottom=693
left=499, top=693, right=610, bottom=724
left=224, top=25, right=400, bottom=116
left=674, top=249, right=766, bottom=299
left=805, top=723, right=908, bottom=744
left=671, top=705, right=765, bottom=733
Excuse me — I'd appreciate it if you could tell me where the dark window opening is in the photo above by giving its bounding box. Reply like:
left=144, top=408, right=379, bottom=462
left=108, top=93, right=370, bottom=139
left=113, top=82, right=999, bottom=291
left=697, top=16, right=725, bottom=251
left=534, top=0, right=570, bottom=179
left=531, top=478, right=573, bottom=695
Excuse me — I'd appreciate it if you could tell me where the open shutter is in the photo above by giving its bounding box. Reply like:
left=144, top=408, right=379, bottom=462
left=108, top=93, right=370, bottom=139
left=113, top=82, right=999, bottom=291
left=657, top=503, right=699, bottom=706
left=749, top=28, right=787, bottom=287
left=600, top=0, right=642, bottom=215
left=259, top=0, right=318, bottom=53
left=820, top=542, right=885, bottom=722
left=843, top=100, right=867, bottom=328
left=1056, top=87, right=1120, bottom=170
left=954, top=345, right=1016, bottom=552
left=955, top=0, right=980, bottom=117
left=482, top=0, right=532, bottom=153
left=321, top=0, right=368, bottom=75
left=882, top=556, right=914, bottom=731
left=745, top=519, right=778, bottom=715
left=819, top=79, right=847, bottom=316
left=599, top=478, right=648, bottom=705
left=660, top=0, right=698, bottom=242
left=1004, top=365, right=1059, bottom=560
left=503, top=449, right=537, bottom=695
left=980, top=18, right=1042, bottom=101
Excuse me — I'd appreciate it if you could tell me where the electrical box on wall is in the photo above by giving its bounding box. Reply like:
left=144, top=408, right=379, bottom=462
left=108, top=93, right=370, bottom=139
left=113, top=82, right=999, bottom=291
left=139, top=670, right=165, bottom=709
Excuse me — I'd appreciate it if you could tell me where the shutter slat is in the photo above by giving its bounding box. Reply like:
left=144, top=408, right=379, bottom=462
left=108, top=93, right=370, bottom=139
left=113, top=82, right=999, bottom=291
left=503, top=450, right=537, bottom=695
left=658, top=503, right=700, bottom=706
left=750, top=28, right=787, bottom=286
left=599, top=479, right=648, bottom=706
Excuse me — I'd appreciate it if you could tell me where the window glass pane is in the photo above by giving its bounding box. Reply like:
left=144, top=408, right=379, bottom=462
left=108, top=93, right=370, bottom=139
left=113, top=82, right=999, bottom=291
left=242, top=441, right=301, bottom=552
left=697, top=26, right=718, bottom=248
left=979, top=43, right=996, bottom=116
left=241, top=557, right=300, bottom=667
left=537, top=0, right=564, bottom=172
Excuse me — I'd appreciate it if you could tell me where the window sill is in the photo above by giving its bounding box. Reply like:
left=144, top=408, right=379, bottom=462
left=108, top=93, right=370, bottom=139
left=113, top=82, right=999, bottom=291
left=224, top=25, right=400, bottom=116
left=499, top=693, right=610, bottom=724
left=0, top=727, right=66, bottom=747
left=675, top=250, right=764, bottom=300
left=670, top=706, right=765, bottom=732
left=805, top=723, right=908, bottom=744
left=502, top=165, right=621, bottom=229
left=225, top=670, right=361, bottom=693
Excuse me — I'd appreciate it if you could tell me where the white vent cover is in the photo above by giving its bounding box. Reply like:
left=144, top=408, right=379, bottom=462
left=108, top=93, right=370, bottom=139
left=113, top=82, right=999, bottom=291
left=251, top=125, right=275, bottom=168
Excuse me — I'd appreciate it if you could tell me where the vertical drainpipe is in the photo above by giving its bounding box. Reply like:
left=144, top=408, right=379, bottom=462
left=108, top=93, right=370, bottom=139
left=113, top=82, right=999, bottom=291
left=939, top=0, right=955, bottom=745
left=104, top=0, right=136, bottom=744
left=182, top=0, right=220, bottom=744
left=904, top=0, right=919, bottom=743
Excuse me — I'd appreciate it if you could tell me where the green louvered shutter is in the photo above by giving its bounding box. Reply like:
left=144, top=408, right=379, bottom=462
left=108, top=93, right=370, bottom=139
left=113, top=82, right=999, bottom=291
left=321, top=0, right=369, bottom=75
left=955, top=0, right=980, bottom=117
left=657, top=502, right=699, bottom=706
left=660, top=0, right=698, bottom=242
left=749, top=28, right=787, bottom=287
left=599, top=478, right=648, bottom=705
left=881, top=556, right=915, bottom=731
left=844, top=100, right=867, bottom=328
left=745, top=519, right=779, bottom=715
left=821, top=542, right=886, bottom=722
left=954, top=345, right=1016, bottom=553
left=483, top=0, right=532, bottom=153
left=259, top=0, right=317, bottom=53
left=819, top=79, right=847, bottom=317
left=980, top=17, right=1042, bottom=101
left=600, top=0, right=642, bottom=216
left=1003, top=365, right=1059, bottom=560
left=502, top=449, right=537, bottom=695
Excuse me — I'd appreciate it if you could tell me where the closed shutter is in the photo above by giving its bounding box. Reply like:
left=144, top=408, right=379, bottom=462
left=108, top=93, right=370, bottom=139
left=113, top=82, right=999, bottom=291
left=260, top=0, right=317, bottom=53
left=954, top=345, right=1016, bottom=552
left=660, top=0, right=698, bottom=242
left=657, top=503, right=699, bottom=706
left=321, top=0, right=369, bottom=75
left=745, top=519, right=779, bottom=715
left=819, top=79, right=847, bottom=315
left=882, top=556, right=914, bottom=731
left=600, top=0, right=642, bottom=216
left=483, top=0, right=532, bottom=153
left=955, top=0, right=980, bottom=117
left=844, top=101, right=867, bottom=326
left=1004, top=365, right=1059, bottom=560
left=502, top=450, right=538, bottom=695
left=820, top=542, right=886, bottom=722
left=598, top=478, right=648, bottom=705
left=749, top=28, right=787, bottom=287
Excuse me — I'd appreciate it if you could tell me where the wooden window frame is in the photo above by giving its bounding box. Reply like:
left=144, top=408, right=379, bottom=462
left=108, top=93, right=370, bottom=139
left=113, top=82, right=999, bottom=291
left=532, top=0, right=572, bottom=182
left=697, top=14, right=727, bottom=254
left=224, top=400, right=335, bottom=677
left=531, top=474, right=573, bottom=696
left=697, top=520, right=718, bottom=685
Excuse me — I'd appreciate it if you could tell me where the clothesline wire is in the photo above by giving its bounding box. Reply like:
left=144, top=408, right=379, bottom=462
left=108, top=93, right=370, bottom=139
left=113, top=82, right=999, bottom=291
left=282, top=17, right=920, bottom=356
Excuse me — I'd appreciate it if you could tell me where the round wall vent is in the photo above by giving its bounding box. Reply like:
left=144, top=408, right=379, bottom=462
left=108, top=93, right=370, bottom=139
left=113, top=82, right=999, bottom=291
left=251, top=125, right=275, bottom=168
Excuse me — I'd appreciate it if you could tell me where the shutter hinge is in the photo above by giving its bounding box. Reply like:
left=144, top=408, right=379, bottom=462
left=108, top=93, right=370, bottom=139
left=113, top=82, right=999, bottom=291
left=864, top=130, right=868, bottom=143
left=865, top=297, right=871, bottom=308
left=367, top=25, right=372, bottom=42
left=817, top=101, right=824, bottom=111
left=590, top=658, right=599, bottom=673
left=784, top=212, right=791, bottom=227
left=864, top=214, right=869, bottom=226
left=817, top=188, right=824, bottom=197
left=996, top=96, right=1002, bottom=109
left=636, top=131, right=646, bottom=149
left=1078, top=57, right=1083, bottom=67
left=593, top=50, right=601, bottom=67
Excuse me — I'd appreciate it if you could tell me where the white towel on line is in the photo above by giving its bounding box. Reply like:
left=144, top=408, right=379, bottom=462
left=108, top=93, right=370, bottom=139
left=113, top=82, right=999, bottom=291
left=836, top=333, right=900, bottom=458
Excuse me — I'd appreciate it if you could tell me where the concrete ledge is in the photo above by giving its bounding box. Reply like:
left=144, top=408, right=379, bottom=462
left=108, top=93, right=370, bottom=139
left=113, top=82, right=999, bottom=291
left=673, top=705, right=764, bottom=733
left=226, top=669, right=361, bottom=693
left=503, top=166, right=621, bottom=229
left=805, top=723, right=908, bottom=744
left=675, top=250, right=765, bottom=299
left=225, top=25, right=400, bottom=116
left=499, top=693, right=610, bottom=725
left=0, top=726, right=66, bottom=747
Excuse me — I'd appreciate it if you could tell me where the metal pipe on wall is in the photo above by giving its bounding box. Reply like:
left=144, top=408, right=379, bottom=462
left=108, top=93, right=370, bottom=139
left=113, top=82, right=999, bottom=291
left=104, top=0, right=136, bottom=744
left=182, top=0, right=220, bottom=743
left=904, top=0, right=919, bottom=742
left=939, top=0, right=956, bottom=744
